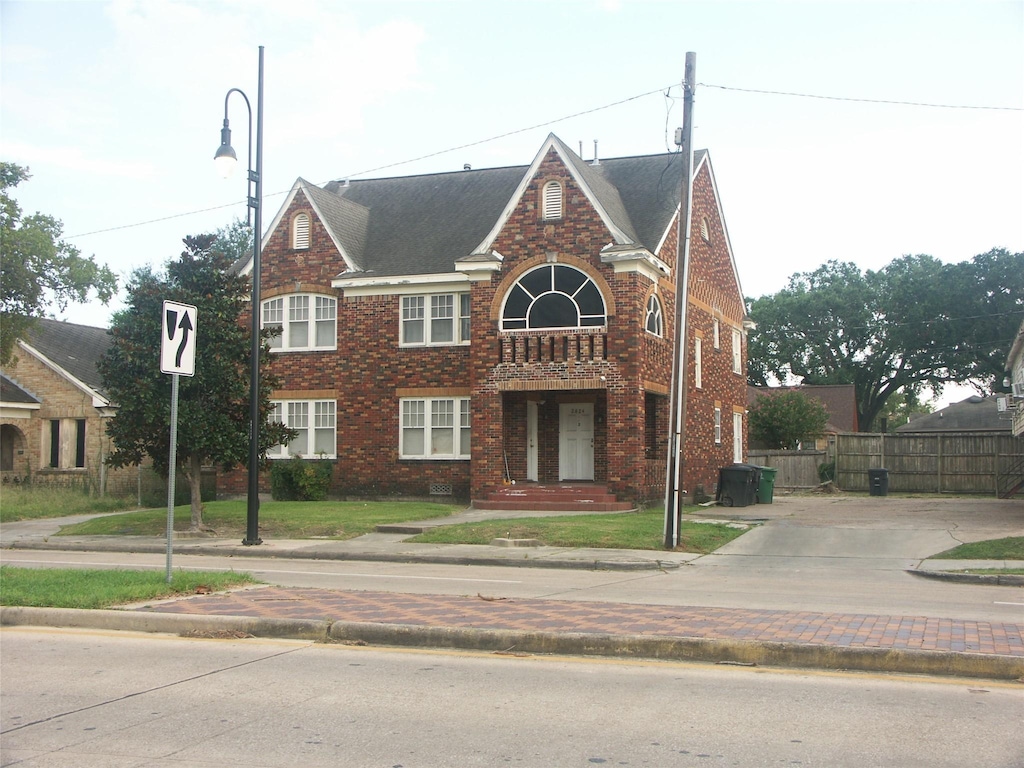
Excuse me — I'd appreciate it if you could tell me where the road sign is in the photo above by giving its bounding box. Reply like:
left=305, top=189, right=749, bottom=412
left=161, top=301, right=197, bottom=376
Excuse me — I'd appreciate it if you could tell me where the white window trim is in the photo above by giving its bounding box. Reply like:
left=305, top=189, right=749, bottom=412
left=695, top=336, right=703, bottom=389
left=732, top=328, right=742, bottom=374
left=714, top=407, right=722, bottom=444
left=268, top=399, right=336, bottom=459
left=733, top=411, right=743, bottom=463
left=400, top=292, right=471, bottom=347
left=263, top=293, right=337, bottom=352
left=713, top=318, right=721, bottom=349
left=400, top=396, right=471, bottom=460
left=645, top=293, right=663, bottom=337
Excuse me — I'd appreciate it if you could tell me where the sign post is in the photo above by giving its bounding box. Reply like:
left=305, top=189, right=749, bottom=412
left=160, top=301, right=197, bottom=583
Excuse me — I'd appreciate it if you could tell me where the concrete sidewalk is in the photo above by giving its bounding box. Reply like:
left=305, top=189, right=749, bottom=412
left=3, top=498, right=1023, bottom=680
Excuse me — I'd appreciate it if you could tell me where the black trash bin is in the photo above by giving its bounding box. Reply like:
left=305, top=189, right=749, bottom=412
left=717, top=464, right=761, bottom=507
left=868, top=468, right=889, bottom=497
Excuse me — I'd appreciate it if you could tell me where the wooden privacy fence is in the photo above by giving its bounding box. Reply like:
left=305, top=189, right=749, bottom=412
left=746, top=450, right=825, bottom=489
left=834, top=432, right=1024, bottom=495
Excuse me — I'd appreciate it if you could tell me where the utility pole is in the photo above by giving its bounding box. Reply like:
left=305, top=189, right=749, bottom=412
left=664, top=52, right=696, bottom=550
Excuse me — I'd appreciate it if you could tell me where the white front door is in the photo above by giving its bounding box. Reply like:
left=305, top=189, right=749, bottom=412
left=559, top=403, right=594, bottom=481
left=526, top=401, right=539, bottom=482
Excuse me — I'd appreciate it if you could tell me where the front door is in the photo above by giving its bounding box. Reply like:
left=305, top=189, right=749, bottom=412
left=559, top=403, right=594, bottom=481
left=526, top=401, right=539, bottom=482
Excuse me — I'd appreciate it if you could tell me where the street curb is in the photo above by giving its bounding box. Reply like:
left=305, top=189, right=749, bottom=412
left=3, top=540, right=683, bottom=571
left=3, top=607, right=1021, bottom=682
left=909, top=570, right=1024, bottom=587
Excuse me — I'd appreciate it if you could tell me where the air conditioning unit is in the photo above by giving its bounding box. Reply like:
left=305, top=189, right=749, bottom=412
left=1013, top=381, right=1024, bottom=398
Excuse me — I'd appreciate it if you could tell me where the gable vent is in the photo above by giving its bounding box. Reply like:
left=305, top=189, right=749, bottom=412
left=293, top=213, right=310, bottom=250
left=542, top=180, right=563, bottom=220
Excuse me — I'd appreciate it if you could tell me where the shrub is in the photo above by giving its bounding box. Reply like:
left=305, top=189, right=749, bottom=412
left=818, top=461, right=836, bottom=483
left=270, top=458, right=334, bottom=501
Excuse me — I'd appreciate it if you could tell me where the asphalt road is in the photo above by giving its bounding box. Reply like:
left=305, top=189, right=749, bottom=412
left=3, top=628, right=1022, bottom=768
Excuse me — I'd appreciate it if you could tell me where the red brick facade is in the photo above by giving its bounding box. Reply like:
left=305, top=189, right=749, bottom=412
left=221, top=139, right=748, bottom=503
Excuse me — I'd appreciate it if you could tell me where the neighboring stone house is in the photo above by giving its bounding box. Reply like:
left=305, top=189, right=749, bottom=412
left=0, top=318, right=133, bottom=494
left=222, top=134, right=749, bottom=505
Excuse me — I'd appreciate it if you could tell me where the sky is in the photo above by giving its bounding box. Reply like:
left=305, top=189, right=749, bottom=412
left=2, top=0, right=1022, bottom=408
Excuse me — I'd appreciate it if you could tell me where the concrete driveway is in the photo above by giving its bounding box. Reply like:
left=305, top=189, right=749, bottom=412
left=709, top=493, right=1024, bottom=560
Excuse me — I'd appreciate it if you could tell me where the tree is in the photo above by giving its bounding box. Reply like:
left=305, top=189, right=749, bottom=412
left=748, top=391, right=829, bottom=450
left=99, top=232, right=293, bottom=531
left=0, top=162, right=118, bottom=364
left=746, top=250, right=1023, bottom=430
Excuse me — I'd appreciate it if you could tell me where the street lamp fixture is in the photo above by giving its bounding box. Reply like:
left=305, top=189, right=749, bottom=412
left=215, top=45, right=265, bottom=546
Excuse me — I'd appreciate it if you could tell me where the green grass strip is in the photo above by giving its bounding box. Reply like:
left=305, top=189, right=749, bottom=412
left=0, top=566, right=256, bottom=609
left=932, top=536, right=1024, bottom=560
left=407, top=509, right=748, bottom=553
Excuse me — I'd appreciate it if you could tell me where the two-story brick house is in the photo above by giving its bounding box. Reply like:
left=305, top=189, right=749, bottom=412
left=224, top=134, right=749, bottom=506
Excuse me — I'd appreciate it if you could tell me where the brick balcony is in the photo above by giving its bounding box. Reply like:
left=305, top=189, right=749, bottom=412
left=499, top=330, right=607, bottom=365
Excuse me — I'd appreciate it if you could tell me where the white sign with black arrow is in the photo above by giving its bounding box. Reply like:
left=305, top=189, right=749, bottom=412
left=161, top=300, right=197, bottom=377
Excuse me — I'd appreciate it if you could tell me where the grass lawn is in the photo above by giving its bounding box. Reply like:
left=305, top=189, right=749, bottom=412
left=0, top=566, right=256, bottom=609
left=57, top=499, right=465, bottom=540
left=407, top=508, right=749, bottom=553
left=0, top=485, right=138, bottom=523
left=932, top=537, right=1024, bottom=560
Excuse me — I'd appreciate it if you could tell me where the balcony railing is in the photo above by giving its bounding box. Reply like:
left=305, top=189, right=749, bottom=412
left=499, top=330, right=607, bottom=364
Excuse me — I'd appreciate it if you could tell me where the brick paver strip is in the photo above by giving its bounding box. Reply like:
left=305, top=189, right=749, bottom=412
left=137, top=588, right=1024, bottom=656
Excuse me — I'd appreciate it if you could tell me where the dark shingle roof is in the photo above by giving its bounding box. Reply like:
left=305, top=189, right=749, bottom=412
left=21, top=318, right=111, bottom=396
left=0, top=373, right=39, bottom=404
left=314, top=138, right=692, bottom=278
left=896, top=395, right=1009, bottom=433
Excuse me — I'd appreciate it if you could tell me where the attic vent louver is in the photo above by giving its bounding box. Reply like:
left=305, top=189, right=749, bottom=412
left=542, top=180, right=563, bottom=220
left=293, top=213, right=310, bottom=250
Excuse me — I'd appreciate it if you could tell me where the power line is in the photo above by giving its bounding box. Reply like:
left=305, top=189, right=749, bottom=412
left=65, top=80, right=1022, bottom=240
left=699, top=82, right=1024, bottom=111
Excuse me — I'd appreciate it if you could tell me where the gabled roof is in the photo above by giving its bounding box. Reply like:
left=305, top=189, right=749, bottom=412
left=896, top=395, right=1009, bottom=433
left=0, top=373, right=40, bottom=405
left=16, top=318, right=112, bottom=405
left=250, top=134, right=733, bottom=284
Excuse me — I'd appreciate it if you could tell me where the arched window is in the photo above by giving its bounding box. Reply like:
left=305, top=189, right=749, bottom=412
left=501, top=264, right=606, bottom=331
left=542, top=180, right=563, bottom=220
left=292, top=213, right=310, bottom=249
left=645, top=294, right=663, bottom=336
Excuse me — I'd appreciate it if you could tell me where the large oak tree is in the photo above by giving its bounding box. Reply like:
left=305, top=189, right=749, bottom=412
left=99, top=232, right=292, bottom=531
left=747, top=249, right=1023, bottom=431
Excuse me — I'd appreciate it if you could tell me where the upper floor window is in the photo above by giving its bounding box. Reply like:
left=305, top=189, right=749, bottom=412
left=501, top=264, right=606, bottom=331
left=263, top=294, right=337, bottom=351
left=713, top=318, right=721, bottom=349
left=269, top=399, right=336, bottom=459
left=732, top=328, right=742, bottom=374
left=292, top=213, right=310, bottom=249
left=542, top=180, right=563, bottom=220
left=695, top=336, right=703, bottom=389
left=645, top=294, right=663, bottom=337
left=401, top=293, right=471, bottom=346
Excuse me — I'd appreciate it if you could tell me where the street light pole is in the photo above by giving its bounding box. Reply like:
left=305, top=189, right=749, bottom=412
left=215, top=45, right=265, bottom=546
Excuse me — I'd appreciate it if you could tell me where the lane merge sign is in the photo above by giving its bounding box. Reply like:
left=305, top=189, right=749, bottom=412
left=160, top=300, right=197, bottom=376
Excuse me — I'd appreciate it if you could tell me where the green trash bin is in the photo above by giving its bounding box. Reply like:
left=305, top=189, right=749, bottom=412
left=757, top=466, right=778, bottom=504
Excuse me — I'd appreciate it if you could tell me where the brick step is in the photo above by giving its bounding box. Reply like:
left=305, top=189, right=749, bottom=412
left=474, top=484, right=634, bottom=512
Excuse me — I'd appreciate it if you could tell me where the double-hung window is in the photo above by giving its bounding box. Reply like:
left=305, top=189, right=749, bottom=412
left=732, top=328, right=742, bottom=374
left=401, top=293, right=470, bottom=346
left=263, top=294, right=337, bottom=351
left=400, top=397, right=471, bottom=459
left=269, top=399, right=336, bottom=458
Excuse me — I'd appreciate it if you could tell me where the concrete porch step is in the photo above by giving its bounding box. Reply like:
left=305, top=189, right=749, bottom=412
left=474, top=483, right=634, bottom=512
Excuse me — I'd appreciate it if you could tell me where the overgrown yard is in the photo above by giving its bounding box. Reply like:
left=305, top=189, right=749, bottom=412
left=0, top=566, right=256, bottom=609
left=0, top=485, right=137, bottom=523
left=408, top=508, right=749, bottom=553
left=57, top=500, right=464, bottom=540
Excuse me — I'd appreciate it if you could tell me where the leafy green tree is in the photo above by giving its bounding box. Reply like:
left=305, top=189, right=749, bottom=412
left=99, top=233, right=293, bottom=531
left=747, top=250, right=1023, bottom=431
left=748, top=391, right=829, bottom=450
left=0, top=162, right=117, bottom=364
